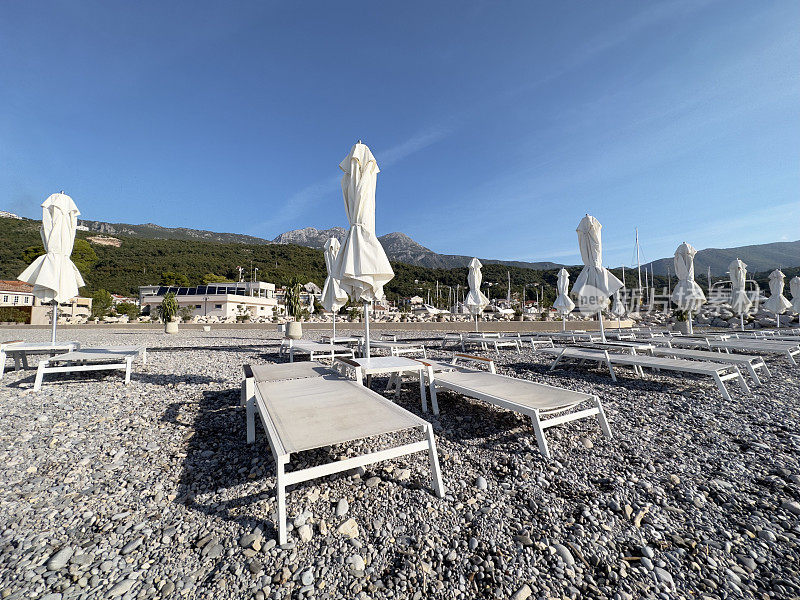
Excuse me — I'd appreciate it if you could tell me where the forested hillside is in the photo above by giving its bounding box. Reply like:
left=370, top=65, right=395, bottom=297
left=0, top=216, right=690, bottom=306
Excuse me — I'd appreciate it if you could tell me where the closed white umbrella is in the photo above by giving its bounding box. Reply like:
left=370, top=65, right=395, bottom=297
left=791, top=276, right=800, bottom=315
left=728, top=259, right=751, bottom=331
left=572, top=215, right=623, bottom=342
left=610, top=290, right=626, bottom=330
left=18, top=192, right=86, bottom=343
left=464, top=258, right=489, bottom=332
left=333, top=142, right=394, bottom=359
left=764, top=269, right=792, bottom=328
left=321, top=237, right=348, bottom=342
left=671, top=242, right=706, bottom=334
left=552, top=268, right=575, bottom=331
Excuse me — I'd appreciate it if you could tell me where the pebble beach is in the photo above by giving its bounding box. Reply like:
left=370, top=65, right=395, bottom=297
left=1, top=327, right=799, bottom=600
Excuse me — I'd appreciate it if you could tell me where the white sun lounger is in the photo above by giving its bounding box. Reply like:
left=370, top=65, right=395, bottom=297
left=1, top=341, right=81, bottom=379
left=358, top=339, right=427, bottom=358
left=242, top=362, right=445, bottom=545
left=650, top=346, right=769, bottom=386
left=460, top=334, right=521, bottom=353
left=279, top=340, right=355, bottom=363
left=541, top=347, right=749, bottom=400
left=706, top=339, right=800, bottom=367
left=33, top=346, right=146, bottom=391
left=417, top=354, right=612, bottom=459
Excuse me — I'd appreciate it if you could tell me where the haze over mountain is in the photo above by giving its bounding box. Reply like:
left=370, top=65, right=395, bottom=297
left=644, top=240, right=800, bottom=277
left=78, top=220, right=565, bottom=271
left=69, top=218, right=800, bottom=276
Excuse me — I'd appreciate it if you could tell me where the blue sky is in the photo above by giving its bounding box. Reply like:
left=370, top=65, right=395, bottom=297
left=1, top=1, right=798, bottom=267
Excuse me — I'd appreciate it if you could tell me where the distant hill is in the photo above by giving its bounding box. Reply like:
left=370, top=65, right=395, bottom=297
left=646, top=240, right=800, bottom=277
left=13, top=214, right=799, bottom=278
left=272, top=227, right=566, bottom=270
left=77, top=219, right=566, bottom=271
left=79, top=219, right=272, bottom=245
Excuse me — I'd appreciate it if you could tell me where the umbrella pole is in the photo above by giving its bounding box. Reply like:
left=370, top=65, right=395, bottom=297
left=688, top=313, right=694, bottom=335
left=51, top=301, right=58, bottom=344
left=740, top=314, right=745, bottom=331
left=598, top=311, right=606, bottom=342
left=562, top=315, right=566, bottom=331
left=364, top=301, right=371, bottom=359
left=475, top=313, right=478, bottom=333
left=332, top=312, right=336, bottom=343
left=777, top=314, right=780, bottom=329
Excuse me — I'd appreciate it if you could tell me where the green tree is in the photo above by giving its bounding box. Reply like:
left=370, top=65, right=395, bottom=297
left=178, top=306, right=195, bottom=322
left=115, top=301, right=139, bottom=320
left=160, top=272, right=190, bottom=287
left=91, top=289, right=113, bottom=318
left=71, top=239, right=98, bottom=274
left=22, top=244, right=44, bottom=264
left=202, top=273, right=232, bottom=284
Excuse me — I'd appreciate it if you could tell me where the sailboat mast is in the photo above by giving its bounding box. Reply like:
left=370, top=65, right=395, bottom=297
left=635, top=228, right=642, bottom=293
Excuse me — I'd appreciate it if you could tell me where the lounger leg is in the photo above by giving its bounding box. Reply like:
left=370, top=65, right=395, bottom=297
left=606, top=361, right=617, bottom=382
left=550, top=349, right=566, bottom=372
left=22, top=354, right=29, bottom=370
left=394, top=374, right=402, bottom=399
left=241, top=376, right=254, bottom=407
left=246, top=397, right=256, bottom=443
left=712, top=373, right=732, bottom=401
left=275, top=454, right=289, bottom=546
left=422, top=347, right=427, bottom=359
left=124, top=357, right=132, bottom=384
left=425, top=425, right=445, bottom=498
left=595, top=396, right=613, bottom=438
left=33, top=360, right=46, bottom=392
left=0, top=350, right=5, bottom=379
left=141, top=349, right=147, bottom=366
left=427, top=367, right=440, bottom=415
left=14, top=354, right=22, bottom=372
left=289, top=349, right=294, bottom=363
left=746, top=363, right=761, bottom=386
left=385, top=374, right=395, bottom=392
left=530, top=410, right=551, bottom=459
left=736, top=368, right=750, bottom=395
left=787, top=350, right=797, bottom=367
left=763, top=362, right=772, bottom=377
left=418, top=372, right=427, bottom=412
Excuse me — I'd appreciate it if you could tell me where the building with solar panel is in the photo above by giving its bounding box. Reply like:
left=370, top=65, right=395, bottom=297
left=138, top=281, right=277, bottom=321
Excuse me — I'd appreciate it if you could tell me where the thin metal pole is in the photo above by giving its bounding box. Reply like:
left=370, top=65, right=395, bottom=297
left=51, top=301, right=58, bottom=344
left=332, top=312, right=336, bottom=343
left=364, top=301, right=371, bottom=359
left=599, top=311, right=606, bottom=342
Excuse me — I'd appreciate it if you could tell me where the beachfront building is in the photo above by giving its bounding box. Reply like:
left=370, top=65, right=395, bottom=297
left=0, top=280, right=93, bottom=324
left=139, top=281, right=277, bottom=320
left=0, top=280, right=36, bottom=308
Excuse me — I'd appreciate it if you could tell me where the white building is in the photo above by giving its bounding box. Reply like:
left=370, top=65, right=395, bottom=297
left=0, top=280, right=36, bottom=308
left=0, top=280, right=92, bottom=324
left=139, top=281, right=277, bottom=320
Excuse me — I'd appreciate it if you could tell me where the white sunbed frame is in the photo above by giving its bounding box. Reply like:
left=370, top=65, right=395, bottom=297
left=279, top=339, right=355, bottom=363
left=0, top=341, right=80, bottom=379
left=358, top=339, right=427, bottom=358
left=242, top=362, right=445, bottom=545
left=542, top=346, right=749, bottom=401
left=706, top=339, right=800, bottom=367
left=33, top=346, right=147, bottom=391
left=460, top=334, right=521, bottom=353
left=417, top=353, right=612, bottom=459
left=650, top=346, right=770, bottom=386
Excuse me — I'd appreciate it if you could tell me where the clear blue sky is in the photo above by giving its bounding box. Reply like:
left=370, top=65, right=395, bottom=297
left=1, top=1, right=798, bottom=267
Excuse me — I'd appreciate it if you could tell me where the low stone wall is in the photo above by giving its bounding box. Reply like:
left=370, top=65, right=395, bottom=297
left=1, top=318, right=635, bottom=333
